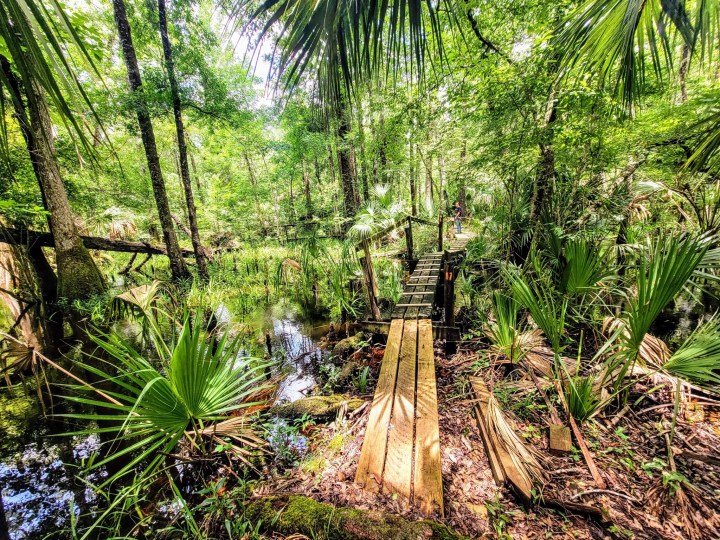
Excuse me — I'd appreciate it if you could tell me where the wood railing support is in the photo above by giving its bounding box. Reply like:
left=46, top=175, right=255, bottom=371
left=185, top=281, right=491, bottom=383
left=405, top=218, right=414, bottom=262
left=438, top=214, right=444, bottom=252
left=443, top=259, right=455, bottom=326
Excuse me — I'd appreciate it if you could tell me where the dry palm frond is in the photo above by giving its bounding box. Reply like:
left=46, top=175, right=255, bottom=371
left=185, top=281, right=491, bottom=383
left=485, top=389, right=546, bottom=487
left=524, top=343, right=577, bottom=382
left=108, top=219, right=138, bottom=240
left=112, top=281, right=161, bottom=319
left=0, top=339, right=34, bottom=374
left=282, top=258, right=302, bottom=272
left=639, top=334, right=671, bottom=365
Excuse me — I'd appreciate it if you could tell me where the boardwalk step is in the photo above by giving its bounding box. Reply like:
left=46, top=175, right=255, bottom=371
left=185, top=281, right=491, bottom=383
left=355, top=319, right=443, bottom=517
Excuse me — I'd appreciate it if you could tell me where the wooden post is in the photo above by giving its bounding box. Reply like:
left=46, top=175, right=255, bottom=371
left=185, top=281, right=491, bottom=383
left=438, top=214, right=444, bottom=252
left=443, top=260, right=455, bottom=326
left=405, top=218, right=414, bottom=263
left=361, top=240, right=382, bottom=321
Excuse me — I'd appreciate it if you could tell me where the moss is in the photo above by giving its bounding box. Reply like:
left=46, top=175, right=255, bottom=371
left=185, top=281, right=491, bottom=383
left=270, top=394, right=364, bottom=420
left=56, top=244, right=106, bottom=303
left=300, top=454, right=328, bottom=473
left=243, top=495, right=468, bottom=540
left=331, top=332, right=367, bottom=361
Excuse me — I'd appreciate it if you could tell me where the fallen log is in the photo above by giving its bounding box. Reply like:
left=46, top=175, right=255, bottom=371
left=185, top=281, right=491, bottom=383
left=0, top=227, right=194, bottom=256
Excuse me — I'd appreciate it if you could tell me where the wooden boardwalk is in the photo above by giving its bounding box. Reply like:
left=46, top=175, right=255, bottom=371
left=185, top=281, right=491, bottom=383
left=355, top=232, right=474, bottom=517
left=354, top=318, right=443, bottom=516
left=391, top=232, right=474, bottom=320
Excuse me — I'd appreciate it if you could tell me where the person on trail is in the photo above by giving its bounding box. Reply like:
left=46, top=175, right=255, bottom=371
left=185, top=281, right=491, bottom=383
left=454, top=202, right=463, bottom=234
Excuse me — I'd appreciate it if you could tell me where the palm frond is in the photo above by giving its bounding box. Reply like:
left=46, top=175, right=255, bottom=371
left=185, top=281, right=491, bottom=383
left=555, top=0, right=697, bottom=108
left=241, top=0, right=452, bottom=109
left=622, top=234, right=710, bottom=353
left=0, top=0, right=103, bottom=153
left=663, top=315, right=720, bottom=390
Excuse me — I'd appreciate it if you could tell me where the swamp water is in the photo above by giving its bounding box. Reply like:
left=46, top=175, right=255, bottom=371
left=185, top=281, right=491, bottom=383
left=0, top=301, right=331, bottom=539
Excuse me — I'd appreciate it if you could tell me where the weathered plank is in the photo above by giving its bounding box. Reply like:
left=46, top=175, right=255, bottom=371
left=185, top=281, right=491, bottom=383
left=413, top=319, right=444, bottom=517
left=382, top=319, right=418, bottom=501
left=355, top=319, right=404, bottom=491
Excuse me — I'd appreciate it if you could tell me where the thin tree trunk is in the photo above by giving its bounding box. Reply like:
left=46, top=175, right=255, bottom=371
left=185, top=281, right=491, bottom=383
left=379, top=114, right=388, bottom=184
left=157, top=0, right=208, bottom=279
left=409, top=142, right=418, bottom=216
left=356, top=104, right=370, bottom=201
left=0, top=486, right=9, bottom=540
left=679, top=43, right=690, bottom=103
left=112, top=0, right=189, bottom=282
left=438, top=154, right=446, bottom=210
left=0, top=54, right=105, bottom=304
left=302, top=160, right=312, bottom=216
left=424, top=148, right=434, bottom=210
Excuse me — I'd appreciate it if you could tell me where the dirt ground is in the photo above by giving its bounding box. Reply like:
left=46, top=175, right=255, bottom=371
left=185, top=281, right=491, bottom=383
left=267, top=339, right=720, bottom=540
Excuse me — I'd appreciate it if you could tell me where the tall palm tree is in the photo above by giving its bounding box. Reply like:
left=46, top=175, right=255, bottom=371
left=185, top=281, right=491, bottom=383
left=0, top=0, right=106, bottom=305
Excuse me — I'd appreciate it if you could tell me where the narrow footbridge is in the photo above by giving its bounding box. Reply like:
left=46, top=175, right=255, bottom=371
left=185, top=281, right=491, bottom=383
left=355, top=233, right=473, bottom=517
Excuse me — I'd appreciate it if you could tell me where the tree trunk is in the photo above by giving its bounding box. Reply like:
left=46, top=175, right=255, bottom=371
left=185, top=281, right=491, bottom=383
left=0, top=486, right=9, bottom=540
left=356, top=104, right=370, bottom=201
left=678, top=43, right=690, bottom=103
left=409, top=142, right=418, bottom=216
left=337, top=104, right=358, bottom=219
left=302, top=160, right=312, bottom=216
left=158, top=0, right=208, bottom=279
left=424, top=149, right=434, bottom=210
left=0, top=54, right=105, bottom=304
left=529, top=87, right=557, bottom=237
left=438, top=154, right=446, bottom=212
left=112, top=0, right=189, bottom=282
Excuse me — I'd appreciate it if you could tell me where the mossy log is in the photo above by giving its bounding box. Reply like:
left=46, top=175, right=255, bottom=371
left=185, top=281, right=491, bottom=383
left=332, top=332, right=367, bottom=361
left=243, top=495, right=468, bottom=540
left=270, top=394, right=364, bottom=420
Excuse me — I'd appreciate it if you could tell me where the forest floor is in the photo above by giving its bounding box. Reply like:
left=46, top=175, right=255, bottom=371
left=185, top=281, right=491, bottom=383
left=262, top=336, right=720, bottom=540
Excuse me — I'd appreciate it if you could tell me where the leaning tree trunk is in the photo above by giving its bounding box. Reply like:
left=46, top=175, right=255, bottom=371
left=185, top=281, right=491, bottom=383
left=0, top=55, right=104, bottom=304
left=112, top=0, right=189, bottom=282
left=157, top=0, right=208, bottom=279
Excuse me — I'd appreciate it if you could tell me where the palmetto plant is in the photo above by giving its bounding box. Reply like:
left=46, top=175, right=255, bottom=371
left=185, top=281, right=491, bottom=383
left=560, top=238, right=612, bottom=296
left=504, top=265, right=568, bottom=356
left=602, top=234, right=712, bottom=390
left=64, top=317, right=273, bottom=487
left=485, top=291, right=522, bottom=363
left=663, top=315, right=720, bottom=391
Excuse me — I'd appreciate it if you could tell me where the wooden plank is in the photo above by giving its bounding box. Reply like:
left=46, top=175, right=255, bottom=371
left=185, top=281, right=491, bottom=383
left=413, top=319, right=444, bottom=517
left=355, top=319, right=404, bottom=491
left=382, top=320, right=418, bottom=500
left=395, top=303, right=432, bottom=308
